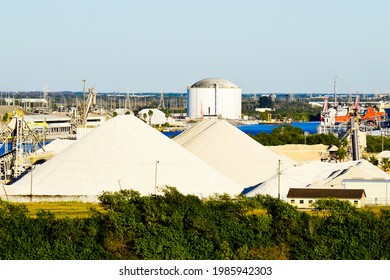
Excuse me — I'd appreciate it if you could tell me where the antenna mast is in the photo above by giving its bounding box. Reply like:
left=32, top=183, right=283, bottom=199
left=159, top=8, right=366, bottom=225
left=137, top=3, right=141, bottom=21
left=43, top=86, right=49, bottom=113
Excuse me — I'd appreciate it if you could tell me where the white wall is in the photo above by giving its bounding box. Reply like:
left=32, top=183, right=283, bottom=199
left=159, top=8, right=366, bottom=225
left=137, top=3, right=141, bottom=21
left=138, top=109, right=174, bottom=125
left=289, top=197, right=364, bottom=208
left=187, top=87, right=241, bottom=119
left=342, top=179, right=390, bottom=205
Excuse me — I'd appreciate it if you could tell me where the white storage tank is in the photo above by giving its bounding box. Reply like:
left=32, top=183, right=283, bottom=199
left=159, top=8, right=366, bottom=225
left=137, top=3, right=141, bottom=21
left=187, top=77, right=242, bottom=119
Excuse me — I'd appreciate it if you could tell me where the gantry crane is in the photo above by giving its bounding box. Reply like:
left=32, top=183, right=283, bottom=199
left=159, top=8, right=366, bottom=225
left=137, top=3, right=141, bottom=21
left=0, top=112, right=47, bottom=183
left=70, top=87, right=97, bottom=133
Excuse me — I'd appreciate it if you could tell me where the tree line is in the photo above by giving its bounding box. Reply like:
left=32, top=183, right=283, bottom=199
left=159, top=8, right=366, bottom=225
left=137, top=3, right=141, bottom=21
left=250, top=124, right=339, bottom=146
left=255, top=96, right=320, bottom=122
left=1, top=187, right=390, bottom=260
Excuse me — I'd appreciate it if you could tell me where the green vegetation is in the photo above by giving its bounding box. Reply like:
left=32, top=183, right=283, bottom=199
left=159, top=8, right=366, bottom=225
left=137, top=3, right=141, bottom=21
left=2, top=112, right=10, bottom=123
left=18, top=202, right=105, bottom=219
left=273, top=101, right=320, bottom=122
left=247, top=95, right=320, bottom=121
left=251, top=124, right=339, bottom=146
left=366, top=135, right=390, bottom=153
left=1, top=188, right=390, bottom=260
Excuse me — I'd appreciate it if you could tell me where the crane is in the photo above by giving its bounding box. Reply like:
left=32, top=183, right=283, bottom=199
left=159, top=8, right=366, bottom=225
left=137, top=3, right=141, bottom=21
left=83, top=87, right=97, bottom=126
left=69, top=87, right=98, bottom=132
left=0, top=112, right=48, bottom=183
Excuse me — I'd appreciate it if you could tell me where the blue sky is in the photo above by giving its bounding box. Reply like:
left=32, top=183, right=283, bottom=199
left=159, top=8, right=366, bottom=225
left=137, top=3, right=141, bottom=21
left=1, top=0, right=389, bottom=93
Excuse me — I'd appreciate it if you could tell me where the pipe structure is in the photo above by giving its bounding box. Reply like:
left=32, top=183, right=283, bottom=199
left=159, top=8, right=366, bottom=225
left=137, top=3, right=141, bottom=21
left=351, top=116, right=359, bottom=161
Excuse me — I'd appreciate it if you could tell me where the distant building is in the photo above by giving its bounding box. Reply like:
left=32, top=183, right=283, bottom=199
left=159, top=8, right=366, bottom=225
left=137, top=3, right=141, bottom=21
left=255, top=108, right=274, bottom=112
left=187, top=77, right=242, bottom=120
left=287, top=188, right=367, bottom=208
left=24, top=114, right=72, bottom=139
left=138, top=108, right=174, bottom=125
left=113, top=108, right=134, bottom=116
left=320, top=145, right=339, bottom=162
left=19, top=98, right=48, bottom=113
left=24, top=113, right=106, bottom=140
left=341, top=179, right=390, bottom=205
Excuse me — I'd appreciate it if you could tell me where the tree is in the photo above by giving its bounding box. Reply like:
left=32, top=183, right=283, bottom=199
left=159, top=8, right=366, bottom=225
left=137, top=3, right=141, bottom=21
left=311, top=198, right=383, bottom=259
left=336, top=147, right=348, bottom=162
left=366, top=135, right=390, bottom=153
left=164, top=110, right=171, bottom=124
left=148, top=110, right=153, bottom=125
left=380, top=158, right=390, bottom=172
left=368, top=155, right=379, bottom=166
left=2, top=112, right=10, bottom=123
left=259, top=96, right=273, bottom=108
left=251, top=125, right=339, bottom=146
left=336, top=137, right=349, bottom=162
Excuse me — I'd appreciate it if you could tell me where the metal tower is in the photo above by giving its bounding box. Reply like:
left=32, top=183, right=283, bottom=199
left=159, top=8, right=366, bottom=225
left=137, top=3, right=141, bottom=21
left=158, top=91, right=165, bottom=109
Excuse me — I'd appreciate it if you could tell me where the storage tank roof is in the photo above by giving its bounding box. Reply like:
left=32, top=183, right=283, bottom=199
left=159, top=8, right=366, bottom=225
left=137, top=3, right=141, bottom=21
left=190, top=78, right=239, bottom=89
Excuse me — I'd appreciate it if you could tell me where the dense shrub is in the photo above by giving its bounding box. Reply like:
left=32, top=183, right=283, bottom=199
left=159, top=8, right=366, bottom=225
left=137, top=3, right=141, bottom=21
left=366, top=135, right=390, bottom=153
left=0, top=200, right=107, bottom=259
left=0, top=189, right=389, bottom=260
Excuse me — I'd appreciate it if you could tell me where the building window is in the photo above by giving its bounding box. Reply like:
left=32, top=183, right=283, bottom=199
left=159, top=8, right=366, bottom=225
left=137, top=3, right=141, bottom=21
left=354, top=200, right=359, bottom=205
left=299, top=200, right=304, bottom=204
left=308, top=200, right=313, bottom=204
left=290, top=199, right=295, bottom=204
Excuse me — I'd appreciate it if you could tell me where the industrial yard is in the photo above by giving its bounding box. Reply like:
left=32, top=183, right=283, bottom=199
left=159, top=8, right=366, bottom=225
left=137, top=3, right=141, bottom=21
left=1, top=78, right=390, bottom=207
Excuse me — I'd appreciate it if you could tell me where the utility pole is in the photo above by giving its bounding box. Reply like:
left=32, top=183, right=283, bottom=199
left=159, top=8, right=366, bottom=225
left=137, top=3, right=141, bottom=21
left=334, top=75, right=337, bottom=107
left=82, top=79, right=86, bottom=125
left=154, top=160, right=159, bottom=195
left=126, top=90, right=129, bottom=110
left=304, top=131, right=309, bottom=145
left=277, top=160, right=281, bottom=199
left=30, top=166, right=35, bottom=202
left=380, top=121, right=384, bottom=152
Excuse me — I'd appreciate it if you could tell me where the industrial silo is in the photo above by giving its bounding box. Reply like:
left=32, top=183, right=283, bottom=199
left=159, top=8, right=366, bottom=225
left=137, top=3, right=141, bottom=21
left=187, top=77, right=242, bottom=119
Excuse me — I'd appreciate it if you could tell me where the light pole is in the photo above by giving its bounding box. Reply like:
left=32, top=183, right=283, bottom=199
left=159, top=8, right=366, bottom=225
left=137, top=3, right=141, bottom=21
left=30, top=165, right=36, bottom=202
left=304, top=131, right=309, bottom=145
left=277, top=159, right=281, bottom=199
left=154, top=160, right=159, bottom=194
left=382, top=131, right=384, bottom=152
left=82, top=79, right=86, bottom=104
left=334, top=75, right=337, bottom=107
left=82, top=79, right=86, bottom=125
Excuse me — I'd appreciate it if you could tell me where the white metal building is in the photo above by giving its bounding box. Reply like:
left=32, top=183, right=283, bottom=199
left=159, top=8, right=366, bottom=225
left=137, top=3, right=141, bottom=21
left=341, top=179, right=390, bottom=205
left=187, top=78, right=242, bottom=119
left=24, top=114, right=73, bottom=139
left=244, top=159, right=390, bottom=205
left=138, top=108, right=175, bottom=125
